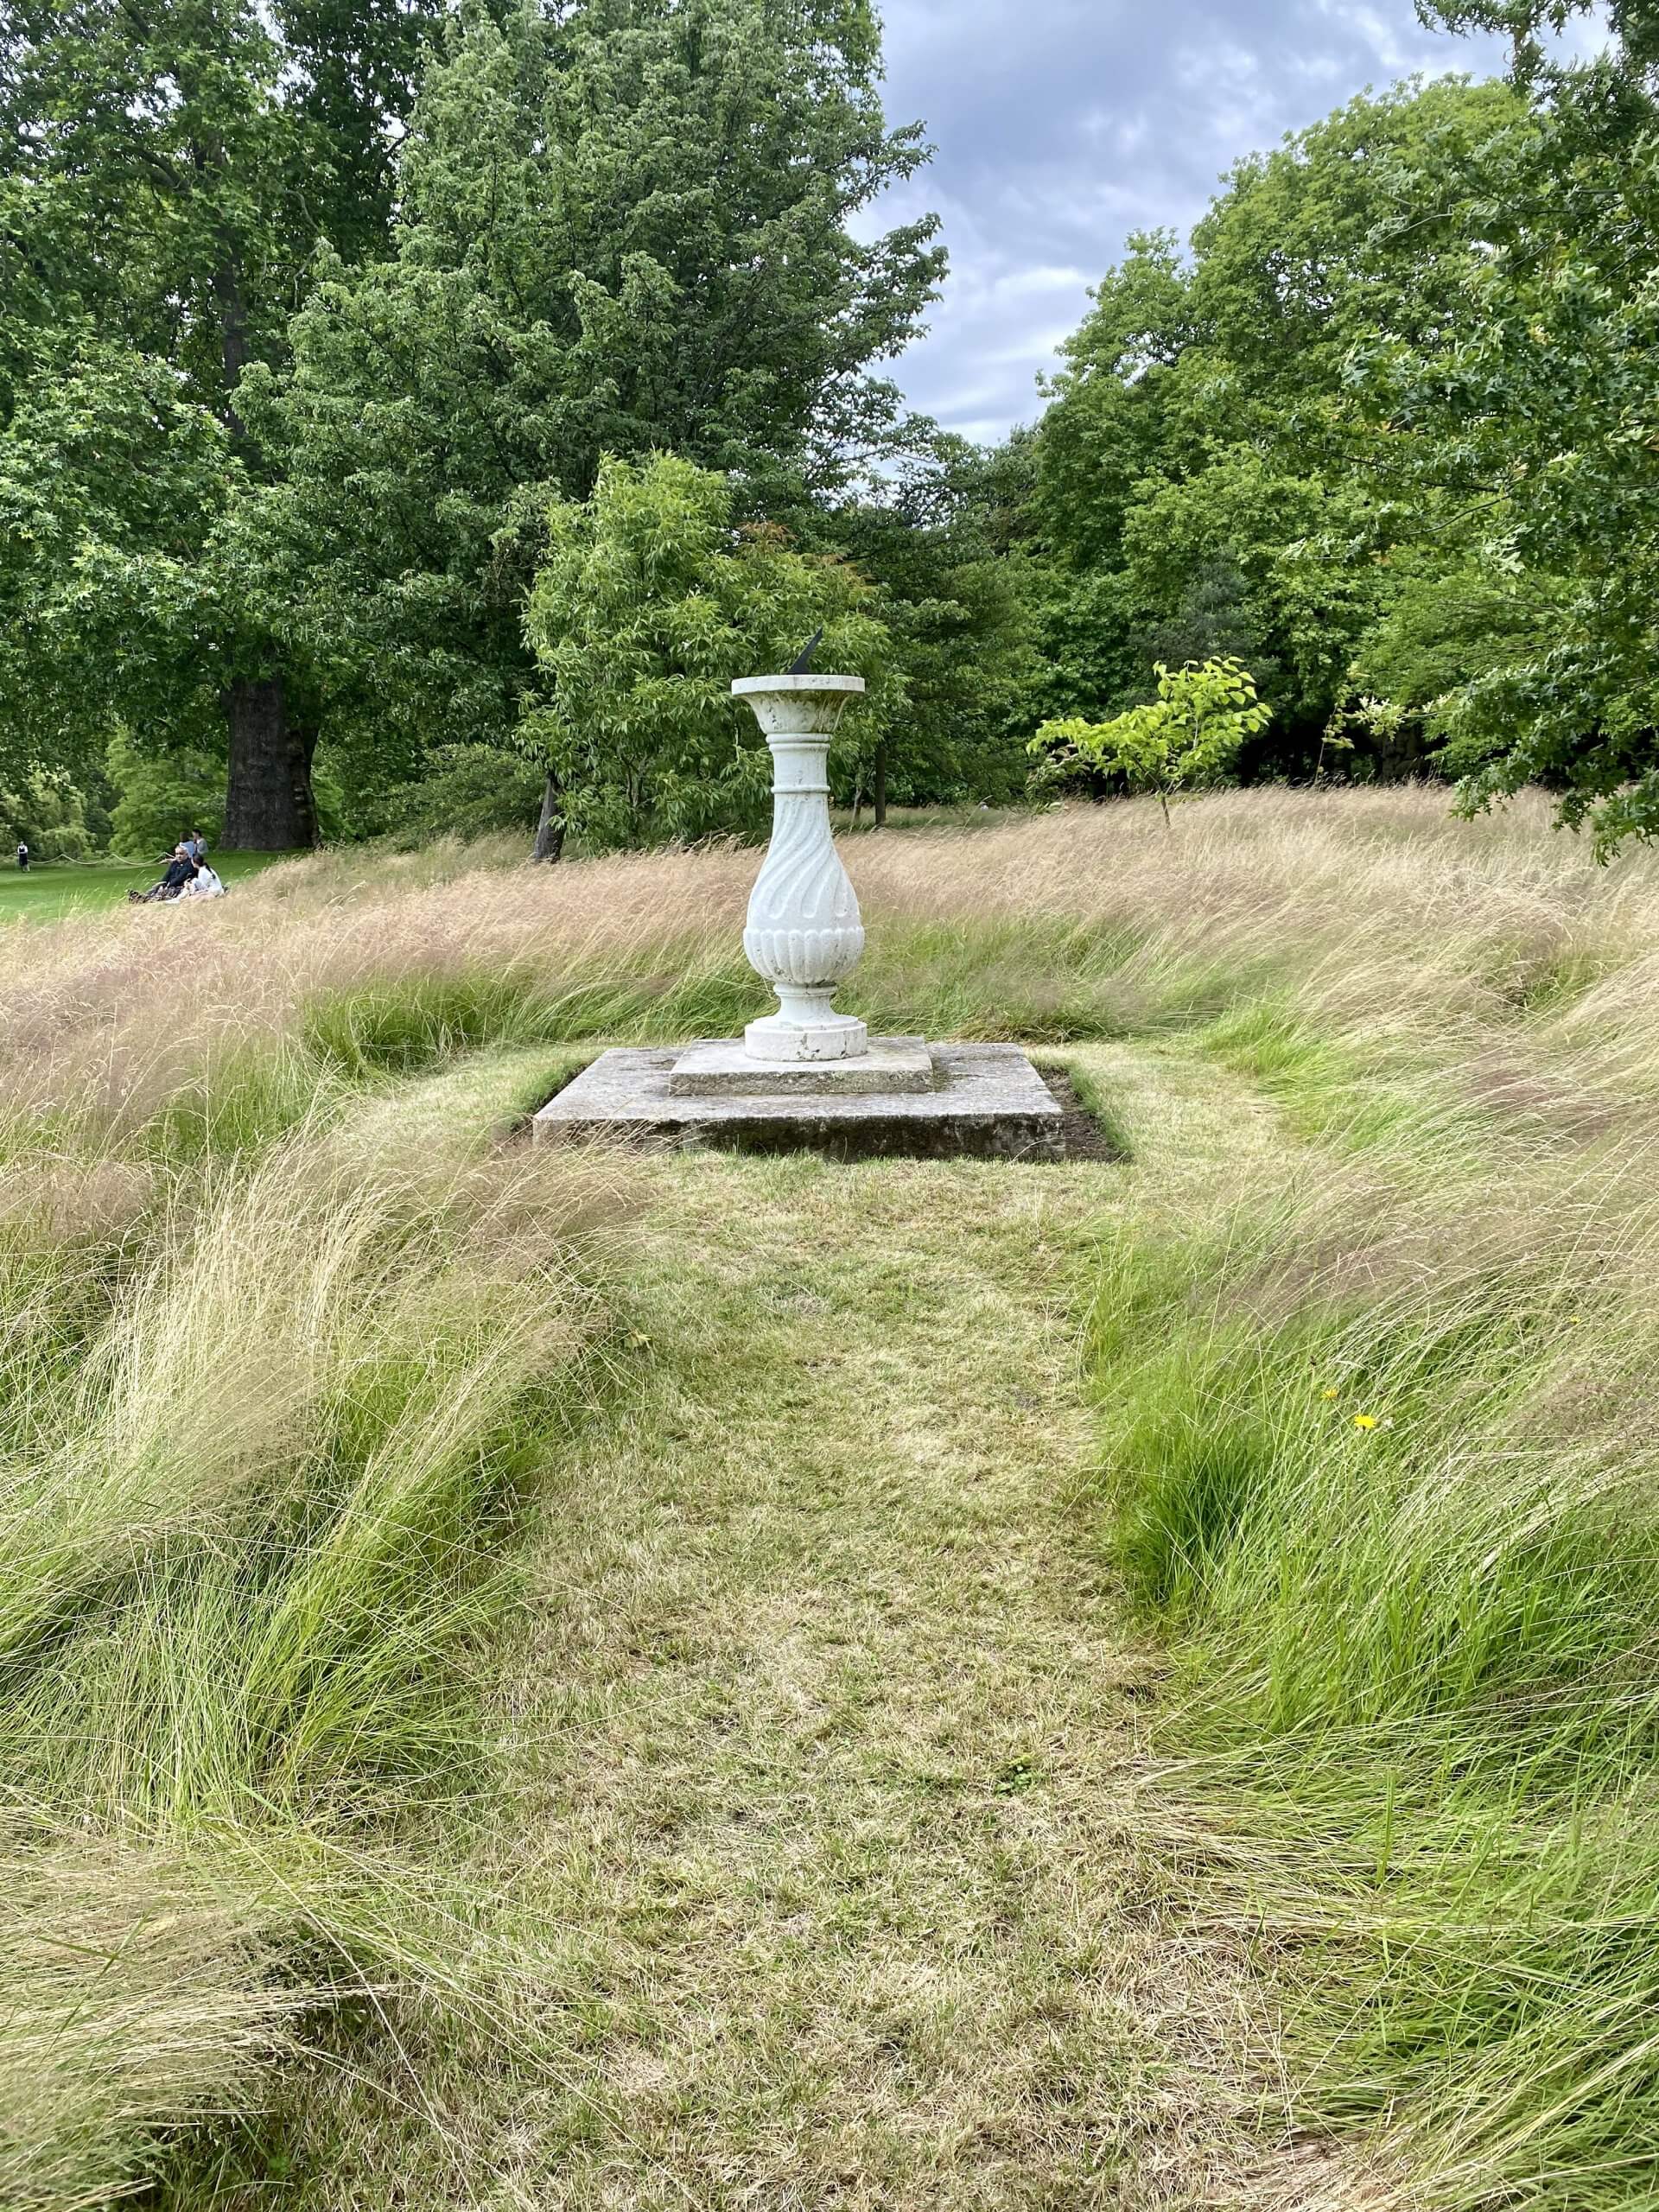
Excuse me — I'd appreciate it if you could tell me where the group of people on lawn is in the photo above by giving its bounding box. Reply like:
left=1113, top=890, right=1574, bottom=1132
left=128, top=830, right=226, bottom=903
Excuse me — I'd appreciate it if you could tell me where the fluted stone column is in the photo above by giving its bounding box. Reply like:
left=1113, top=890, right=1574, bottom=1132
left=734, top=674, right=868, bottom=1062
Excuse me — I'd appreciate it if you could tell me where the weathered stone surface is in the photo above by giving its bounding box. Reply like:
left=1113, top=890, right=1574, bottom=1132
left=744, top=1007, right=868, bottom=1062
left=533, top=1043, right=1065, bottom=1160
left=670, top=1036, right=931, bottom=1097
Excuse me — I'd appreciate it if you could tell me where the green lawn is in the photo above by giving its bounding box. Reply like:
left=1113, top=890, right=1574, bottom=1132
left=0, top=852, right=302, bottom=921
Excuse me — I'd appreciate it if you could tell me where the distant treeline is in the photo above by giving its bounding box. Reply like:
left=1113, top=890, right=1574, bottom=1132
left=3, top=0, right=1655, bottom=855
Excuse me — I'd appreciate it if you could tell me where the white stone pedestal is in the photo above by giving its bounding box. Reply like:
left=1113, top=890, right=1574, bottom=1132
left=526, top=658, right=1078, bottom=1160
left=534, top=1041, right=1066, bottom=1159
left=733, top=674, right=868, bottom=1063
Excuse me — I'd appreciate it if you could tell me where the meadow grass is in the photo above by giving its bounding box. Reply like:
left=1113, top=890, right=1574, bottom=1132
left=8, top=787, right=1659, bottom=2207
left=1042, top=805, right=1659, bottom=2207
left=150, top=1042, right=1281, bottom=2212
left=9, top=786, right=1644, bottom=1155
left=1087, top=1132, right=1659, bottom=2209
left=0, top=1052, right=636, bottom=2209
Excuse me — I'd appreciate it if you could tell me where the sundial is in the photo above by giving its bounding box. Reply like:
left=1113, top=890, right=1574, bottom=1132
left=533, top=658, right=1065, bottom=1157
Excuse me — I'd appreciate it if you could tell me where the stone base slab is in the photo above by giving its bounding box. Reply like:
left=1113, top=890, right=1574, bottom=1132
left=670, top=1036, right=931, bottom=1097
left=533, top=1042, right=1065, bottom=1161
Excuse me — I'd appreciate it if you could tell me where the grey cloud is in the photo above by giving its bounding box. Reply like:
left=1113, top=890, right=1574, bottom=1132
left=868, top=0, right=1509, bottom=439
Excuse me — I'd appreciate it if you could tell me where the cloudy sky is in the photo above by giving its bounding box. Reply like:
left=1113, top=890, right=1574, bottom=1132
left=868, top=0, right=1511, bottom=441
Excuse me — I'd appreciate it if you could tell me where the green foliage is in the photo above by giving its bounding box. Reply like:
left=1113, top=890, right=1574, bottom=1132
left=1020, top=47, right=1659, bottom=842
left=105, top=732, right=226, bottom=861
left=522, top=454, right=893, bottom=849
left=0, top=340, right=245, bottom=791
left=1033, top=231, right=1194, bottom=573
left=827, top=434, right=1045, bottom=805
left=1032, top=658, right=1269, bottom=817
left=0, top=0, right=445, bottom=834
left=1344, top=564, right=1562, bottom=755
left=1031, top=80, right=1525, bottom=765
left=236, top=0, right=941, bottom=805
left=372, top=747, right=548, bottom=850
left=0, top=769, right=94, bottom=862
left=19, top=0, right=1659, bottom=856
left=2, top=0, right=944, bottom=843
left=1343, top=21, right=1659, bottom=851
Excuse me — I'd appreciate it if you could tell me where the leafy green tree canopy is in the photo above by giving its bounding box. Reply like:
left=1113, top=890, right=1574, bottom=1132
left=824, top=433, right=1043, bottom=812
left=1029, top=79, right=1523, bottom=758
left=0, top=0, right=447, bottom=844
left=521, top=454, right=892, bottom=855
left=238, top=0, right=943, bottom=810
left=1339, top=2, right=1659, bottom=849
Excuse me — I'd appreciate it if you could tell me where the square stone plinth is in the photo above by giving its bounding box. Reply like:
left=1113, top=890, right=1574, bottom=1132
left=532, top=1041, right=1065, bottom=1161
left=670, top=1036, right=932, bottom=1097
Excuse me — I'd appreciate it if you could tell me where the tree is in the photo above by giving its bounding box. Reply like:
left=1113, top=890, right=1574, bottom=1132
left=520, top=454, right=892, bottom=855
left=0, top=768, right=95, bottom=862
left=1343, top=2, right=1659, bottom=849
left=368, top=745, right=549, bottom=849
left=1418, top=0, right=1659, bottom=77
left=236, top=0, right=943, bottom=830
left=1030, top=658, right=1271, bottom=822
left=0, top=0, right=444, bottom=845
left=105, top=730, right=228, bottom=860
left=0, top=334, right=243, bottom=804
left=826, top=433, right=1043, bottom=817
left=1030, top=80, right=1524, bottom=765
left=1033, top=232, right=1196, bottom=575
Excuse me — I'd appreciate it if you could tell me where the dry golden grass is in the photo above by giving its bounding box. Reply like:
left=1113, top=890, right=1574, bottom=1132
left=7, top=787, right=1659, bottom=2209
left=7, top=786, right=1656, bottom=1151
left=0, top=1840, right=300, bottom=2212
left=0, top=1038, right=639, bottom=2209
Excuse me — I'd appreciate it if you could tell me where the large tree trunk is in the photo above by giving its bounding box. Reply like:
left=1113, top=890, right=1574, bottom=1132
left=213, top=233, right=252, bottom=443
left=222, top=677, right=319, bottom=850
left=211, top=229, right=321, bottom=852
left=532, top=771, right=565, bottom=863
left=872, top=739, right=888, bottom=830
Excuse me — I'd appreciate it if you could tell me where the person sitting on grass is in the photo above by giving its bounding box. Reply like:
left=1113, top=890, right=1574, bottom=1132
left=180, top=856, right=225, bottom=899
left=127, top=843, right=199, bottom=903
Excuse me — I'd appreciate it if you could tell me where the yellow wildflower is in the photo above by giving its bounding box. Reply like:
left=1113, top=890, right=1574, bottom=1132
left=1321, top=1387, right=1339, bottom=1401
left=1352, top=1413, right=1378, bottom=1431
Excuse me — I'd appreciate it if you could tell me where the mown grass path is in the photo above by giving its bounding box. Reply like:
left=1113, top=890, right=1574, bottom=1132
left=245, top=1043, right=1287, bottom=2210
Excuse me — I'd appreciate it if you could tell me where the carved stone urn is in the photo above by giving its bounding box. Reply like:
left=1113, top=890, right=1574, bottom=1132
left=733, top=673, right=867, bottom=1061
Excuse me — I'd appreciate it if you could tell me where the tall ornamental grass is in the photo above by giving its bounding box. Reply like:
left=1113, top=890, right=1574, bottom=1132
left=0, top=1085, right=630, bottom=2210
left=10, top=788, right=1658, bottom=1160
left=9, top=788, right=1659, bottom=2206
left=1090, top=1069, right=1659, bottom=2204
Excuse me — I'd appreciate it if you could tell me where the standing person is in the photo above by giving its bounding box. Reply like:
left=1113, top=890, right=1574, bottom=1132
left=15, top=842, right=28, bottom=872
